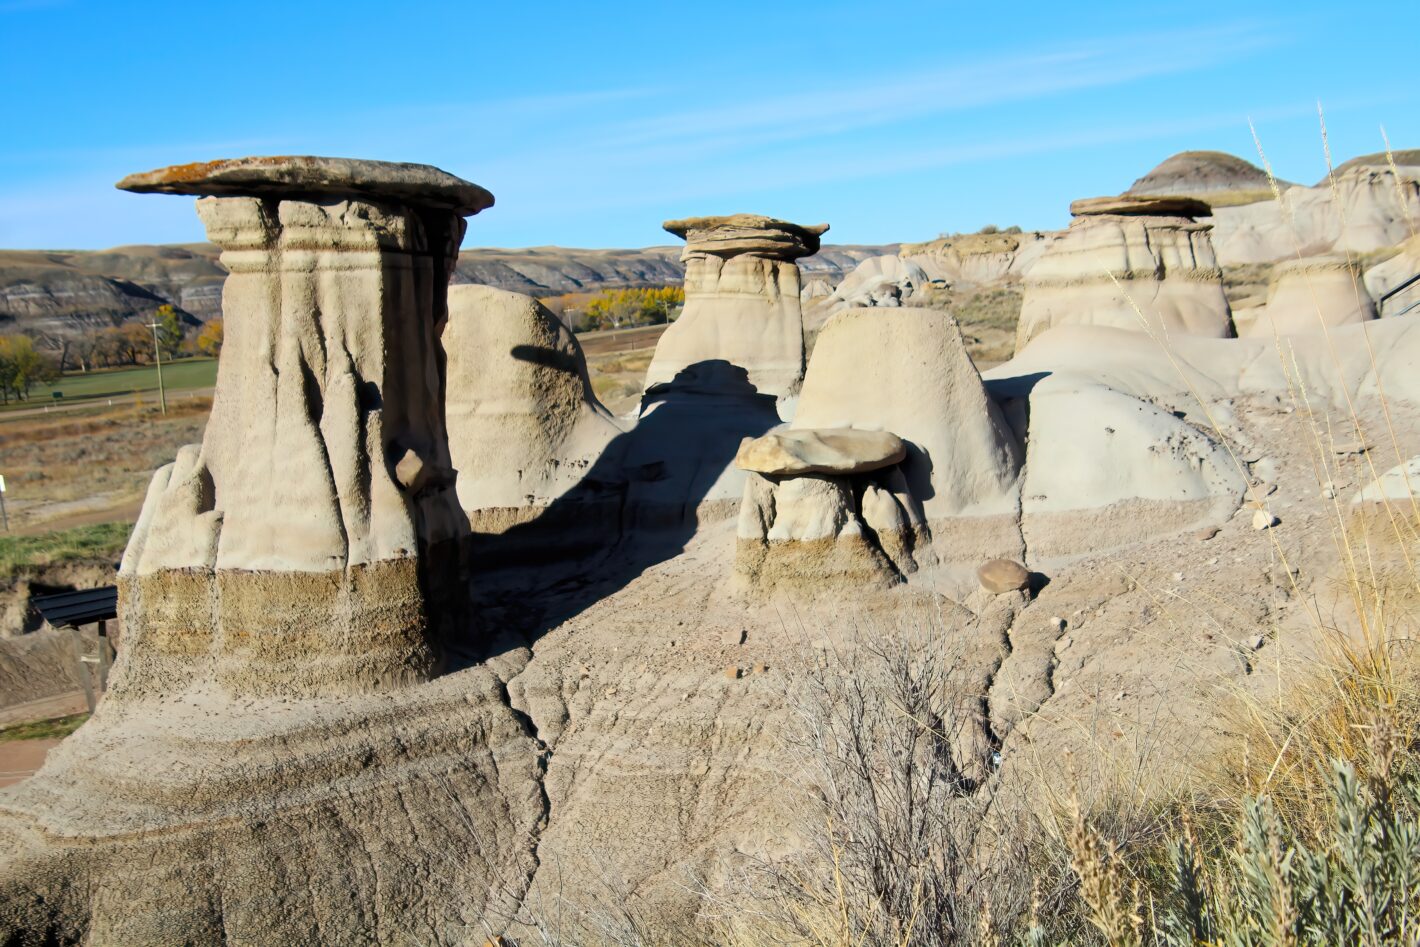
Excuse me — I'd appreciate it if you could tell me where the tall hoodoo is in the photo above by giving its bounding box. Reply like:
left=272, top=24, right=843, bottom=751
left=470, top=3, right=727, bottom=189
left=643, top=214, right=827, bottom=400
left=113, top=156, right=493, bottom=696
left=1015, top=195, right=1232, bottom=351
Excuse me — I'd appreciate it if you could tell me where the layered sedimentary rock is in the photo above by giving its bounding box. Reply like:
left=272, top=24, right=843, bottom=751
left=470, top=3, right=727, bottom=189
left=1238, top=256, right=1376, bottom=337
left=1016, top=196, right=1233, bottom=351
left=1210, top=167, right=1420, bottom=264
left=643, top=214, right=826, bottom=400
left=444, top=284, right=625, bottom=559
left=115, top=156, right=491, bottom=698
left=738, top=308, right=1022, bottom=593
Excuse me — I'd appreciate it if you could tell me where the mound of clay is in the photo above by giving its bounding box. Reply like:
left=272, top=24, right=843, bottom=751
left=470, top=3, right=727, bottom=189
left=643, top=214, right=825, bottom=400
left=1238, top=256, right=1376, bottom=337
left=444, top=284, right=626, bottom=558
left=1126, top=150, right=1285, bottom=198
left=796, top=308, right=1022, bottom=563
left=1016, top=199, right=1232, bottom=350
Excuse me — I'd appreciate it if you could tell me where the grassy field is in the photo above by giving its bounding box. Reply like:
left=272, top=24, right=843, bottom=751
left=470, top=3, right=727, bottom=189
left=0, top=713, right=89, bottom=743
left=4, top=358, right=218, bottom=412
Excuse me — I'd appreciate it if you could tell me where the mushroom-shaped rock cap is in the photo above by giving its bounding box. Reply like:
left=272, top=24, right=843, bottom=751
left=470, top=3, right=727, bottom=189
left=735, top=428, right=906, bottom=476
left=117, top=156, right=494, bottom=216
left=663, top=213, right=828, bottom=259
left=1069, top=195, right=1211, bottom=219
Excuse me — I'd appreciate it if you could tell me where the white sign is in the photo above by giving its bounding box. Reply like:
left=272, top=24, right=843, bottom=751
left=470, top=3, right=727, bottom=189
left=0, top=474, right=6, bottom=493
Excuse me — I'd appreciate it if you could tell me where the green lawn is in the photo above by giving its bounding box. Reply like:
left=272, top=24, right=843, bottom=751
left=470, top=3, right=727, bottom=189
left=5, top=359, right=218, bottom=411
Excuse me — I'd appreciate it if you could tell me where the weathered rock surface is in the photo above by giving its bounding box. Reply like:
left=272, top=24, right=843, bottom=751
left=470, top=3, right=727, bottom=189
left=1015, top=204, right=1232, bottom=351
left=734, top=427, right=905, bottom=476
left=644, top=214, right=825, bottom=399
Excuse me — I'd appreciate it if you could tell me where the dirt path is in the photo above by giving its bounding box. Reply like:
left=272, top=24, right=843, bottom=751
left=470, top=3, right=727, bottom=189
left=10, top=498, right=144, bottom=536
left=576, top=324, right=665, bottom=356
left=0, top=738, right=61, bottom=788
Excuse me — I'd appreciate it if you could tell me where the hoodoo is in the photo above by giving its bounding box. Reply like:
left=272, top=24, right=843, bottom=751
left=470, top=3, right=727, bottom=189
left=643, top=213, right=826, bottom=400
left=114, top=156, right=492, bottom=696
left=1016, top=194, right=1233, bottom=350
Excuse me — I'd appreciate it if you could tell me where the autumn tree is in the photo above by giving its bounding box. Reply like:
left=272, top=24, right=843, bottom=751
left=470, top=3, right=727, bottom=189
left=582, top=287, right=685, bottom=330
left=0, top=335, right=58, bottom=403
left=153, top=304, right=184, bottom=358
left=196, top=318, right=223, bottom=357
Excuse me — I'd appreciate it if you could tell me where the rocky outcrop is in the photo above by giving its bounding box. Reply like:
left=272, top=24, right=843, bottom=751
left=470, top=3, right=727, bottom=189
left=1237, top=256, right=1376, bottom=337
left=643, top=214, right=826, bottom=400
left=1015, top=196, right=1232, bottom=350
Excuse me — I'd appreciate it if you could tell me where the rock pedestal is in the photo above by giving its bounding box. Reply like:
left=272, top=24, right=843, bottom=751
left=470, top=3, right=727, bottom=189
left=113, top=156, right=492, bottom=697
left=1016, top=196, right=1232, bottom=351
left=643, top=214, right=826, bottom=400
left=1239, top=255, right=1376, bottom=336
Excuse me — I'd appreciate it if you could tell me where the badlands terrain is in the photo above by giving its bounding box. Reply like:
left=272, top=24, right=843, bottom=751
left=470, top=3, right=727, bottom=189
left=0, top=146, right=1416, bottom=944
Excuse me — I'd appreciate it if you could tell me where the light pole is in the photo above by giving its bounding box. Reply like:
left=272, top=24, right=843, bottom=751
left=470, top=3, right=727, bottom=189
left=147, top=318, right=168, bottom=415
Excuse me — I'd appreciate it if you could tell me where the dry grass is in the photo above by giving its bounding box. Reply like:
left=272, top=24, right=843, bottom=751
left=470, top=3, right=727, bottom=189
left=0, top=398, right=209, bottom=529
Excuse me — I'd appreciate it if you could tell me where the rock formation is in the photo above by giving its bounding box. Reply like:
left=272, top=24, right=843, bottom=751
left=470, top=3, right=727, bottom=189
left=444, top=284, right=625, bottom=559
left=1209, top=166, right=1420, bottom=264
left=899, top=230, right=1051, bottom=287
left=1015, top=195, right=1233, bottom=351
left=114, top=156, right=492, bottom=697
left=736, top=307, right=1022, bottom=593
left=1237, top=256, right=1376, bottom=337
left=643, top=214, right=826, bottom=400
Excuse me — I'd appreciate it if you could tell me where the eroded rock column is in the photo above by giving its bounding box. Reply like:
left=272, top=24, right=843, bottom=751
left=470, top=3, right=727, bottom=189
left=1016, top=195, right=1232, bottom=351
left=113, top=156, right=493, bottom=696
left=644, top=214, right=827, bottom=400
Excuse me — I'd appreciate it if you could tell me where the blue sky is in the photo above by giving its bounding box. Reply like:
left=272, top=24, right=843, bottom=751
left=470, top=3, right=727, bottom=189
left=1, top=0, right=1415, bottom=250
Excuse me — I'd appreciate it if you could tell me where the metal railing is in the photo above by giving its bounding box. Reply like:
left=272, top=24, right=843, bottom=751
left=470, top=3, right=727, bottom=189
left=1379, top=272, right=1420, bottom=318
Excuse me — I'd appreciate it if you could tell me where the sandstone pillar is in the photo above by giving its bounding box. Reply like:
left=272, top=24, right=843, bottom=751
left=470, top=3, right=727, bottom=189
left=112, top=156, right=493, bottom=696
left=643, top=214, right=826, bottom=400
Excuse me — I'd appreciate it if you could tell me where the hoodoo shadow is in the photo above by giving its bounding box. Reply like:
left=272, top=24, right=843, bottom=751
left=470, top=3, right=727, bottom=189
left=442, top=358, right=780, bottom=670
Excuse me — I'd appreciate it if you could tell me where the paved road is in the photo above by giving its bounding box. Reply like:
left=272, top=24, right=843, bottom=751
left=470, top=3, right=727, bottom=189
left=0, top=738, right=62, bottom=788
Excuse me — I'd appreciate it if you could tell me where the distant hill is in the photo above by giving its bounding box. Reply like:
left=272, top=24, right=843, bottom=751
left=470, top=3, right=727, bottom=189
left=0, top=241, right=894, bottom=346
left=1126, top=150, right=1290, bottom=206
